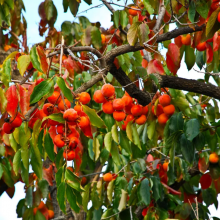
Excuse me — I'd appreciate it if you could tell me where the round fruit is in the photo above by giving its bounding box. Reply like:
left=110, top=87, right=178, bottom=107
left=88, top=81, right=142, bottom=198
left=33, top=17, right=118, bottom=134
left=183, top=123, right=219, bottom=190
left=36, top=78, right=44, bottom=86
left=126, top=114, right=135, bottom=122
left=2, top=123, right=15, bottom=134
left=122, top=94, right=133, bottom=106
left=128, top=6, right=139, bottom=16
left=56, top=124, right=64, bottom=134
left=113, top=111, right=126, bottom=121
left=78, top=116, right=90, bottom=128
left=102, top=101, right=114, bottom=114
left=48, top=91, right=61, bottom=104
left=101, top=34, right=106, bottom=44
left=122, top=121, right=128, bottom=131
left=103, top=173, right=113, bottom=182
left=209, top=152, right=219, bottom=164
left=159, top=94, right=171, bottom=107
left=58, top=99, right=71, bottom=111
left=48, top=210, right=55, bottom=219
left=74, top=105, right=83, bottom=114
left=93, top=90, right=106, bottom=103
left=196, top=42, right=206, bottom=51
left=69, top=137, right=79, bottom=149
left=163, top=104, right=175, bottom=116
left=131, top=104, right=143, bottom=117
left=101, top=84, right=115, bottom=98
left=38, top=201, right=45, bottom=210
left=67, top=166, right=74, bottom=172
left=48, top=119, right=59, bottom=126
left=142, top=106, right=149, bottom=115
left=79, top=92, right=91, bottom=105
left=63, top=109, right=78, bottom=122
left=10, top=115, right=22, bottom=128
left=63, top=150, right=75, bottom=161
left=158, top=113, right=169, bottom=125
left=135, top=115, right=147, bottom=125
left=151, top=104, right=164, bottom=117
left=163, top=162, right=169, bottom=172
left=54, top=134, right=65, bottom=148
left=181, top=34, right=191, bottom=45
left=113, top=98, right=125, bottom=111
left=43, top=103, right=54, bottom=115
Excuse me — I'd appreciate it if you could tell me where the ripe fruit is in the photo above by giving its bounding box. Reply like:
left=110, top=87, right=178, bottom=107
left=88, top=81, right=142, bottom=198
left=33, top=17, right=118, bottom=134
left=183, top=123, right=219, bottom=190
left=10, top=115, right=22, bottom=128
left=102, top=101, right=114, bottom=114
left=63, top=109, right=78, bottom=122
left=74, top=105, right=83, bottom=114
left=142, top=106, right=149, bottom=115
left=58, top=99, right=71, bottom=111
left=36, top=78, right=44, bottom=85
left=158, top=113, right=169, bottom=125
left=218, top=12, right=220, bottom=23
left=63, top=150, right=75, bottom=161
left=113, top=98, right=125, bottom=111
left=79, top=92, right=91, bottom=105
left=48, top=119, right=59, bottom=126
left=128, top=6, right=139, bottom=16
left=48, top=91, right=61, bottom=104
left=33, top=207, right=38, bottom=215
left=181, top=34, right=191, bottom=45
left=43, top=103, right=54, bottom=116
left=163, top=162, right=169, bottom=172
left=163, top=104, right=175, bottom=116
left=152, top=104, right=164, bottom=117
left=131, top=105, right=143, bottom=117
left=103, top=173, right=113, bottom=182
left=159, top=94, right=171, bottom=107
left=78, top=116, right=90, bottom=128
left=93, top=90, right=106, bottom=103
left=38, top=201, right=45, bottom=210
left=2, top=123, right=15, bottom=134
left=196, top=42, right=206, bottom=51
left=69, top=137, right=79, bottom=149
left=101, top=84, right=115, bottom=98
left=54, top=134, right=65, bottom=148
left=122, top=95, right=133, bottom=106
left=48, top=210, right=55, bottom=219
left=113, top=111, right=126, bottom=121
left=67, top=166, right=74, bottom=172
left=126, top=114, right=135, bottom=122
left=81, top=177, right=87, bottom=186
left=135, top=115, right=147, bottom=125
left=101, top=34, right=106, bottom=44
left=209, top=152, right=219, bottom=164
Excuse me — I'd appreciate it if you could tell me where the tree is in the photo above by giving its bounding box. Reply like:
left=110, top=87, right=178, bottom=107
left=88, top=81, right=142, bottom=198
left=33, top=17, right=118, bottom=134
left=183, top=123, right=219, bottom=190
left=1, top=0, right=220, bottom=219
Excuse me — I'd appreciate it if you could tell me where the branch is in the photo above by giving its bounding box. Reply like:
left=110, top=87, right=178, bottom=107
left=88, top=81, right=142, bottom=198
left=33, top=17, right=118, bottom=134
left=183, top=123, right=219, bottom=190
left=153, top=0, right=166, bottom=33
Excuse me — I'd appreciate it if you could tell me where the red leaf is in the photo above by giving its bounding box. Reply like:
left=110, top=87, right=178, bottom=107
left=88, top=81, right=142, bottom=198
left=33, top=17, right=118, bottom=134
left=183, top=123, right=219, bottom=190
left=6, top=85, right=19, bottom=118
left=200, top=172, right=212, bottom=189
left=43, top=165, right=54, bottom=186
left=214, top=177, right=220, bottom=194
left=166, top=43, right=180, bottom=75
left=146, top=154, right=154, bottom=163
left=174, top=36, right=182, bottom=48
left=81, top=123, right=93, bottom=138
left=213, top=32, right=220, bottom=52
left=63, top=56, right=82, bottom=78
left=184, top=193, right=196, bottom=204
left=198, top=157, right=209, bottom=173
left=37, top=46, right=48, bottom=73
left=206, top=43, right=213, bottom=63
left=74, top=146, right=82, bottom=172
left=6, top=186, right=15, bottom=198
left=17, top=85, right=29, bottom=116
left=147, top=59, right=165, bottom=74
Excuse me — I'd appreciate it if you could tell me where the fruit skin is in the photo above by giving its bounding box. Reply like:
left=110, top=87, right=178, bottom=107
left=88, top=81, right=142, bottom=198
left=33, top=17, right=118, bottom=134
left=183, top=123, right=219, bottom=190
left=158, top=113, right=169, bottom=125
left=63, top=150, right=75, bottom=161
left=163, top=162, right=169, bottom=172
left=48, top=210, right=55, bottom=219
left=58, top=99, right=71, bottom=111
left=2, top=123, right=15, bottom=134
left=74, top=105, right=83, bottom=114
left=135, top=115, right=147, bottom=125
left=181, top=34, right=191, bottom=45
left=196, top=42, right=206, bottom=51
left=102, top=101, right=114, bottom=114
left=218, top=12, right=220, bottom=23
left=103, top=173, right=113, bottom=182
left=79, top=92, right=91, bottom=105
left=38, top=201, right=45, bottom=210
left=69, top=137, right=79, bottom=149
left=43, top=103, right=54, bottom=115
left=128, top=6, right=139, bottom=16
left=209, top=152, right=219, bottom=164
left=101, top=84, right=115, bottom=98
left=10, top=116, right=23, bottom=128
left=78, top=116, right=90, bottom=128
left=36, top=78, right=44, bottom=86
left=113, top=111, right=126, bottom=121
left=152, top=104, right=164, bottom=117
left=101, top=34, right=106, bottom=44
left=63, top=109, right=78, bottom=122
left=48, top=91, right=61, bottom=104
left=54, top=134, right=65, bottom=148
left=33, top=207, right=38, bottom=215
left=126, top=114, right=135, bottom=122
left=93, top=90, right=106, bottom=103
left=122, top=94, right=133, bottom=106
left=159, top=94, right=171, bottom=107
left=131, top=105, right=143, bottom=117
left=113, top=98, right=125, bottom=111
left=142, top=106, right=149, bottom=115
left=163, top=104, right=175, bottom=116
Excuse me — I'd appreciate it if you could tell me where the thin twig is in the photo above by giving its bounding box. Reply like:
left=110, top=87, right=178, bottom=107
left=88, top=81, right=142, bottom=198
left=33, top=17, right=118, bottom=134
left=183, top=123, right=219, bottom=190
left=59, top=36, right=64, bottom=76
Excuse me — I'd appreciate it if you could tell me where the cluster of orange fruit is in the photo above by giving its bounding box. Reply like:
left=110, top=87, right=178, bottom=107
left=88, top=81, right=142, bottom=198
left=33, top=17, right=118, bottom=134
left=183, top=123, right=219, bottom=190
left=33, top=201, right=54, bottom=219
left=2, top=115, right=23, bottom=134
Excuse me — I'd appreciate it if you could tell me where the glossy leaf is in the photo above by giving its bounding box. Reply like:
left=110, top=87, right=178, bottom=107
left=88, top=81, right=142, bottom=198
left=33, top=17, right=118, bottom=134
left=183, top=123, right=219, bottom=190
left=6, top=85, right=18, bottom=118
left=119, top=131, right=132, bottom=155
left=143, top=0, right=154, bottom=14
left=93, top=137, right=100, bottom=161
left=65, top=169, right=83, bottom=192
left=104, top=132, right=112, bottom=152
left=30, top=45, right=43, bottom=72
left=66, top=185, right=80, bottom=213
left=17, top=55, right=31, bottom=76
left=30, top=142, right=42, bottom=179
left=44, top=132, right=55, bottom=162
left=184, top=119, right=200, bottom=141
left=91, top=26, right=102, bottom=49
left=137, top=178, right=150, bottom=206
left=0, top=87, right=7, bottom=114
left=13, top=149, right=21, bottom=175
left=2, top=58, right=11, bottom=88
left=127, top=22, right=140, bottom=46
left=69, top=0, right=79, bottom=17
left=185, top=46, right=195, bottom=70
left=57, top=182, right=66, bottom=214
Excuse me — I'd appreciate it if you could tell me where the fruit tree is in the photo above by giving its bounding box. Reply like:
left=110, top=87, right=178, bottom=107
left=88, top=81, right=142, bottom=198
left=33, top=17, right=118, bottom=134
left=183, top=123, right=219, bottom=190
left=1, top=0, right=220, bottom=219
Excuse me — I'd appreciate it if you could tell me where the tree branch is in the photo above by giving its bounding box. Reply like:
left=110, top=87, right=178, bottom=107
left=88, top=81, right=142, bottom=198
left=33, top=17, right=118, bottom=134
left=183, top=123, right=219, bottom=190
left=153, top=0, right=166, bottom=33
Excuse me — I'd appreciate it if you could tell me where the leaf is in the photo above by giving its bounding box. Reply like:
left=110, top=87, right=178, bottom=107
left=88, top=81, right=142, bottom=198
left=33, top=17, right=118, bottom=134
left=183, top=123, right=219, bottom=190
left=107, top=180, right=115, bottom=203
left=119, top=131, right=132, bottom=155
left=63, top=0, right=68, bottom=12
left=56, top=77, right=73, bottom=102
left=9, top=134, right=17, bottom=152
left=137, top=178, right=150, bottom=206
left=126, top=121, right=133, bottom=142
left=143, top=0, right=154, bottom=14
left=30, top=45, right=43, bottom=72
left=104, top=132, right=112, bottom=152
left=147, top=59, right=165, bottom=74
left=43, top=113, right=65, bottom=124
left=196, top=0, right=209, bottom=19
left=36, top=46, right=49, bottom=73
left=111, top=142, right=121, bottom=166
left=188, top=0, right=196, bottom=22
left=132, top=124, right=142, bottom=150
left=206, top=43, right=214, bottom=63
left=25, top=186, right=33, bottom=207
left=0, top=87, right=7, bottom=114
left=185, top=46, right=195, bottom=70
left=91, top=26, right=102, bottom=49
left=38, top=180, right=49, bottom=199
left=206, top=8, right=220, bottom=39
left=66, top=185, right=80, bottom=213
left=18, top=85, right=29, bottom=116
left=69, top=0, right=79, bottom=17
left=57, top=182, right=66, bottom=214
left=17, top=55, right=31, bottom=76
left=147, top=120, right=156, bottom=140
left=44, top=132, right=55, bottom=162
left=5, top=85, right=18, bottom=117
left=13, top=149, right=21, bottom=175
left=82, top=183, right=91, bottom=211
left=2, top=163, right=14, bottom=187
left=184, top=119, right=200, bottom=141
left=127, top=22, right=140, bottom=46
left=138, top=23, right=149, bottom=45
left=61, top=21, right=73, bottom=36
left=21, top=149, right=29, bottom=170
left=30, top=142, right=42, bottom=179
left=45, top=0, right=57, bottom=27
left=113, top=10, right=120, bottom=28
left=118, top=189, right=127, bottom=212
left=2, top=58, right=11, bottom=88
left=111, top=124, right=119, bottom=143
left=65, top=169, right=83, bottom=192
left=82, top=105, right=106, bottom=128
left=120, top=10, right=128, bottom=29
left=19, top=122, right=31, bottom=149
left=30, top=79, right=54, bottom=104
left=151, top=176, right=163, bottom=201
left=93, top=137, right=100, bottom=161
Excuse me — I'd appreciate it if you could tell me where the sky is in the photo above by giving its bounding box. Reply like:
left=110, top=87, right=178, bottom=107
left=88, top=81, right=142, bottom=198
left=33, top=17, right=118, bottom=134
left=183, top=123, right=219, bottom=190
left=0, top=0, right=220, bottom=219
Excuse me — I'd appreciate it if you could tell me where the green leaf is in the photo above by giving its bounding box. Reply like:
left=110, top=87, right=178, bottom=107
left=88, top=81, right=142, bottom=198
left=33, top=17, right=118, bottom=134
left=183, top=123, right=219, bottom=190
left=69, top=0, right=79, bottom=17
left=35, top=211, right=46, bottom=220
left=32, top=119, right=42, bottom=147
left=57, top=182, right=66, bottom=214
left=21, top=149, right=29, bottom=170
left=30, top=143, right=42, bottom=179
left=82, top=183, right=91, bottom=211
left=0, top=163, right=3, bottom=179
left=205, top=130, right=217, bottom=152
left=25, top=186, right=33, bottom=207
left=185, top=46, right=195, bottom=70
left=13, top=149, right=21, bottom=175
left=151, top=176, right=163, bottom=201
left=61, top=21, right=73, bottom=36
left=91, top=26, right=102, bottom=49
left=65, top=169, right=84, bottom=192
left=203, top=188, right=218, bottom=208
left=19, top=122, right=31, bottom=149
left=111, top=124, right=119, bottom=143
left=143, top=0, right=154, bottom=14
left=126, top=121, right=133, bottom=142
left=127, top=22, right=140, bottom=46
left=114, top=177, right=128, bottom=205
left=79, top=16, right=91, bottom=29
left=196, top=51, right=205, bottom=70
left=21, top=162, right=29, bottom=185
left=63, top=0, right=69, bottom=12
left=30, top=79, right=54, bottom=104
left=56, top=166, right=64, bottom=187
left=66, top=185, right=80, bottom=213
left=17, top=55, right=31, bottom=76
left=9, top=133, right=17, bottom=152
left=56, top=77, right=73, bottom=102
left=2, top=58, right=11, bottom=88
left=118, top=189, right=127, bottom=211
left=82, top=105, right=106, bottom=128
left=188, top=0, right=196, bottom=22
left=0, top=87, right=7, bottom=114
left=132, top=124, right=142, bottom=150
left=113, top=10, right=120, bottom=28
left=196, top=0, right=209, bottom=19
left=138, top=23, right=149, bottom=45
left=38, top=180, right=49, bottom=199
left=44, top=132, right=55, bottom=162
left=30, top=45, right=43, bottom=72
left=184, top=119, right=200, bottom=141
left=37, top=129, right=44, bottom=156
left=119, top=131, right=132, bottom=155
left=137, top=178, right=150, bottom=206
left=206, top=8, right=220, bottom=39
left=104, top=132, right=112, bottom=152
left=147, top=120, right=156, bottom=140
left=111, top=142, right=121, bottom=166
left=93, top=137, right=100, bottom=161
left=107, top=180, right=115, bottom=203
left=45, top=0, right=57, bottom=27
left=2, top=163, right=14, bottom=187
left=120, top=10, right=128, bottom=29
left=43, top=113, right=65, bottom=124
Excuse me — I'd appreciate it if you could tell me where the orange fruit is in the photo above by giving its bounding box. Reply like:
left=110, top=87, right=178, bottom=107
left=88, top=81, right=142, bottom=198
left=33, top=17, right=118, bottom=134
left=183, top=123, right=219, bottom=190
left=58, top=99, right=71, bottom=111
left=38, top=201, right=45, bottom=210
left=158, top=113, right=169, bottom=125
left=113, top=111, right=126, bottom=121
left=48, top=91, right=61, bottom=104
left=163, top=104, right=175, bottom=116
left=43, top=103, right=54, bottom=115
left=69, top=137, right=79, bottom=149
left=78, top=116, right=90, bottom=128
left=218, top=12, right=220, bottom=23
left=2, top=123, right=15, bottom=134
left=128, top=6, right=139, bottom=16
left=48, top=210, right=54, bottom=219
left=196, top=42, right=206, bottom=51
left=181, top=34, right=191, bottom=45
left=101, top=34, right=106, bottom=44
left=159, top=94, right=171, bottom=107
left=102, top=101, right=114, bottom=114
left=93, top=90, right=106, bottom=103
left=209, top=152, right=219, bottom=164
left=63, top=108, right=78, bottom=122
left=54, top=134, right=65, bottom=148
left=33, top=207, right=38, bottom=215
left=163, top=162, right=169, bottom=171
left=151, top=104, right=164, bottom=117
left=113, top=98, right=125, bottom=111
left=79, top=92, right=91, bottom=105
left=131, top=104, right=143, bottom=117
left=135, top=115, right=147, bottom=125
left=103, top=173, right=113, bottom=182
left=101, top=84, right=115, bottom=98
